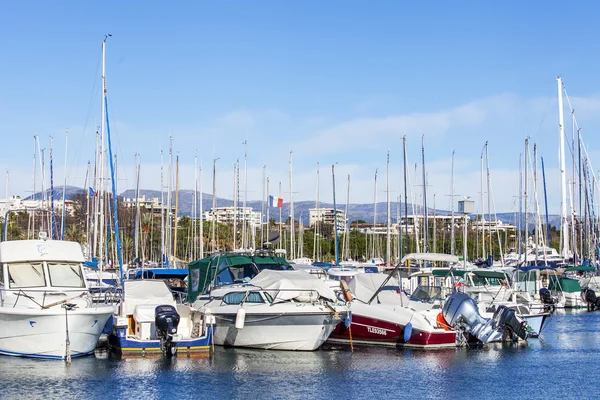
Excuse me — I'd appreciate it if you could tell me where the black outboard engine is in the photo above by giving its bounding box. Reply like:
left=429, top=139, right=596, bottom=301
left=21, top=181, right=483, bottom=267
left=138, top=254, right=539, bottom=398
left=539, top=288, right=558, bottom=312
left=155, top=305, right=180, bottom=356
left=493, top=305, right=529, bottom=341
left=582, top=288, right=600, bottom=311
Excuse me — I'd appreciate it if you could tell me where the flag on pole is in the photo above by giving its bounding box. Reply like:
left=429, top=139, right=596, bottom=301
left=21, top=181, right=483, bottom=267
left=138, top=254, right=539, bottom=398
left=89, top=187, right=96, bottom=196
left=269, top=195, right=283, bottom=208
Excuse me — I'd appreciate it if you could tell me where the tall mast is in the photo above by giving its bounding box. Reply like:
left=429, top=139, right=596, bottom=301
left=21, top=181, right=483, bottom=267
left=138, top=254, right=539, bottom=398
left=242, top=140, right=248, bottom=249
left=173, top=155, right=180, bottom=260
left=518, top=153, right=523, bottom=261
left=133, top=154, right=141, bottom=262
left=533, top=144, right=539, bottom=263
left=98, top=36, right=109, bottom=271
left=402, top=136, right=408, bottom=257
left=557, top=77, right=570, bottom=258
left=49, top=136, right=55, bottom=239
left=31, top=136, right=37, bottom=238
left=199, top=163, right=204, bottom=258
left=313, top=162, right=320, bottom=261
left=480, top=146, right=485, bottom=258
left=386, top=151, right=391, bottom=266
left=372, top=169, right=378, bottom=259
left=524, top=138, right=529, bottom=265
left=211, top=158, right=217, bottom=253
left=278, top=181, right=282, bottom=251
left=422, top=135, right=428, bottom=253
left=289, top=151, right=295, bottom=260
left=332, top=163, right=339, bottom=266
left=344, top=174, right=350, bottom=261
left=193, top=153, right=197, bottom=260
left=61, top=130, right=68, bottom=240
left=261, top=165, right=266, bottom=246
left=451, top=150, right=456, bottom=255
left=167, top=136, right=173, bottom=262
left=160, top=150, right=165, bottom=263
left=233, top=160, right=238, bottom=250
left=485, top=142, right=492, bottom=258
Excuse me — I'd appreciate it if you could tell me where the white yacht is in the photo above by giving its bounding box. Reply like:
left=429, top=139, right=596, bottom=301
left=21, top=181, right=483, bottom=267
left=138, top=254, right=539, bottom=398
left=195, top=269, right=346, bottom=351
left=0, top=237, right=115, bottom=359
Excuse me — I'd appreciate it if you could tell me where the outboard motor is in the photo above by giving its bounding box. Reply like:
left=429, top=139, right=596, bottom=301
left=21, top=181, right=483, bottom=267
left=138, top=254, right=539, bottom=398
left=582, top=288, right=600, bottom=311
left=155, top=305, right=180, bottom=356
left=492, top=305, right=529, bottom=341
left=539, top=288, right=558, bottom=312
left=442, top=292, right=503, bottom=344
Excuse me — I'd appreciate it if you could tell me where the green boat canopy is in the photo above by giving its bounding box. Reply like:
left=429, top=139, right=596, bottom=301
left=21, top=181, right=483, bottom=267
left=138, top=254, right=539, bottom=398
left=549, top=276, right=582, bottom=293
left=564, top=265, right=596, bottom=273
left=431, top=269, right=467, bottom=277
left=471, top=270, right=507, bottom=279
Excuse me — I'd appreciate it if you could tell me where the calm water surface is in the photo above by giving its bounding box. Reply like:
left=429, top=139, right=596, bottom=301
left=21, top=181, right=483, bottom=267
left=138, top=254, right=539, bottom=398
left=1, top=311, right=598, bottom=399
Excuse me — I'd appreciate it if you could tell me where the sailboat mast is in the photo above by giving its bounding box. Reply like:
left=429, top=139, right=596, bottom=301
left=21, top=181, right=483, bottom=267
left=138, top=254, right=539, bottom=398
left=261, top=165, right=266, bottom=246
left=289, top=151, right=295, bottom=260
left=372, top=169, right=378, bottom=259
left=386, top=151, right=391, bottom=266
left=332, top=164, right=339, bottom=266
left=98, top=36, right=107, bottom=272
left=313, top=162, right=320, bottom=261
left=524, top=138, right=529, bottom=265
left=233, top=160, right=238, bottom=250
left=485, top=142, right=492, bottom=258
left=533, top=144, right=539, bottom=263
left=557, top=77, right=570, bottom=258
left=133, top=154, right=141, bottom=263
left=211, top=158, right=217, bottom=253
left=242, top=141, right=248, bottom=249
left=344, top=174, right=350, bottom=261
left=160, top=150, right=165, bottom=263
left=451, top=150, right=456, bottom=255
left=518, top=153, right=523, bottom=261
left=173, top=155, right=180, bottom=260
left=422, top=135, right=428, bottom=253
left=61, top=130, right=68, bottom=240
left=480, top=147, right=485, bottom=258
left=199, top=163, right=204, bottom=258
left=50, top=136, right=55, bottom=240
left=402, top=136, right=408, bottom=256
left=167, top=136, right=173, bottom=263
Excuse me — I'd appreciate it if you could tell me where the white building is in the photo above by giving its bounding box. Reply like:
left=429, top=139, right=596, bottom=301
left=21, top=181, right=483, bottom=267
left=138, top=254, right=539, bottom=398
left=0, top=196, right=76, bottom=219
left=206, top=207, right=262, bottom=227
left=309, top=208, right=347, bottom=234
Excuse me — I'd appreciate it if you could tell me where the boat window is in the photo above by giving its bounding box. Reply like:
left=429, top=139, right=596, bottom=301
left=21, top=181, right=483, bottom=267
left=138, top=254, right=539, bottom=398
left=48, top=262, right=86, bottom=288
left=7, top=262, right=46, bottom=288
left=222, top=291, right=265, bottom=305
left=216, top=268, right=234, bottom=285
left=255, top=263, right=293, bottom=271
left=229, top=264, right=259, bottom=283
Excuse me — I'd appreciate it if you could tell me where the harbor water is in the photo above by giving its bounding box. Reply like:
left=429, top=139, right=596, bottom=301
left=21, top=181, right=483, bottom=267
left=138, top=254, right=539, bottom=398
left=1, top=311, right=598, bottom=399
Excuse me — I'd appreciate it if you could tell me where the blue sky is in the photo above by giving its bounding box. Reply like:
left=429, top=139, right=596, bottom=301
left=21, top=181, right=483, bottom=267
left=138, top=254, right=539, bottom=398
left=1, top=1, right=600, bottom=214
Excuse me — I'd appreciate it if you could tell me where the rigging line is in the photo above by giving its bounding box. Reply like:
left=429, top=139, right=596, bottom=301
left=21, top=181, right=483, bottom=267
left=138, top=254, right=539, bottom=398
left=104, top=96, right=130, bottom=184
left=70, top=52, right=102, bottom=178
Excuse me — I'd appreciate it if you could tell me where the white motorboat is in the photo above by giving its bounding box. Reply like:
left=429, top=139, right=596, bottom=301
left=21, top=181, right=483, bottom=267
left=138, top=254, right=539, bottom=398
left=195, top=269, right=346, bottom=351
left=0, top=238, right=115, bottom=359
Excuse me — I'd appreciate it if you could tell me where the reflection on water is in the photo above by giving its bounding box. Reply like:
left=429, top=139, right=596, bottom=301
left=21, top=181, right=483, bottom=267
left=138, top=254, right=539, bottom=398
left=2, top=312, right=600, bottom=399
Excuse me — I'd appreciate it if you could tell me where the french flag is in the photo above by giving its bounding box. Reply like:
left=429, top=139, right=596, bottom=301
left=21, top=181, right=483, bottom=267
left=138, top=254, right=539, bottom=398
left=269, top=195, right=283, bottom=208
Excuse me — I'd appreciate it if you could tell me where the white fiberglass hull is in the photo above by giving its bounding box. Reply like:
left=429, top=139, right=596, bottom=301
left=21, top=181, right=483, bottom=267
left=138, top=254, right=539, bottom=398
left=212, top=311, right=341, bottom=351
left=0, top=306, right=113, bottom=359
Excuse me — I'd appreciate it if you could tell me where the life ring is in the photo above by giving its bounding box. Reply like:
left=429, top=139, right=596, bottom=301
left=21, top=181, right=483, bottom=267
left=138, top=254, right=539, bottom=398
left=340, top=280, right=353, bottom=302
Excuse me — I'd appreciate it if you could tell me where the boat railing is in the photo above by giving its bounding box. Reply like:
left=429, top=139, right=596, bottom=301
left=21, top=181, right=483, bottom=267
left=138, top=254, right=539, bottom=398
left=1, top=287, right=120, bottom=308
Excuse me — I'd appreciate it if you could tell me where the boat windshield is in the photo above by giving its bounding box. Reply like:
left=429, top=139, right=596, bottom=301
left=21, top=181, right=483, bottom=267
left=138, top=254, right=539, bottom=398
left=48, top=262, right=85, bottom=288
left=410, top=286, right=442, bottom=302
left=215, top=264, right=258, bottom=285
left=222, top=291, right=265, bottom=305
left=7, top=262, right=46, bottom=288
left=255, top=263, right=293, bottom=271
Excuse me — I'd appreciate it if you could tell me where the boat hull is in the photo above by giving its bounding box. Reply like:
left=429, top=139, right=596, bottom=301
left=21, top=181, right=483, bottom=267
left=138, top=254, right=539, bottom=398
left=212, top=312, right=341, bottom=351
left=108, top=325, right=213, bottom=356
left=0, top=306, right=113, bottom=359
left=327, top=302, right=456, bottom=349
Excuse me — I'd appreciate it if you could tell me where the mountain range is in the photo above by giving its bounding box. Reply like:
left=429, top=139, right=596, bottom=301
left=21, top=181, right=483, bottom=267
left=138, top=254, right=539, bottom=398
left=25, top=186, right=561, bottom=230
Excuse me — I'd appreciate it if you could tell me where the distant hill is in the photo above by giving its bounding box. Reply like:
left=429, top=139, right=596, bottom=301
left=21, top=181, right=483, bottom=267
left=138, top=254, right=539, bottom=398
left=25, top=186, right=560, bottom=230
